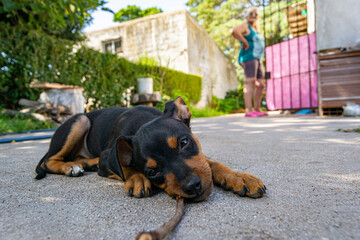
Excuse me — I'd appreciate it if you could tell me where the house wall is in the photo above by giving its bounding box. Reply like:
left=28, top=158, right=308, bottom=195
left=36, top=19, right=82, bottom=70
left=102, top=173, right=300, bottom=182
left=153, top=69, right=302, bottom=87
left=85, top=11, right=189, bottom=72
left=85, top=10, right=238, bottom=107
left=185, top=12, right=238, bottom=107
left=315, top=0, right=360, bottom=50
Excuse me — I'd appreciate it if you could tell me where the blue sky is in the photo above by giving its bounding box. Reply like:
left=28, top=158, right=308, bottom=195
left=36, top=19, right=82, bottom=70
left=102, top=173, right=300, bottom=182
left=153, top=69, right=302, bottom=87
left=84, top=0, right=190, bottom=32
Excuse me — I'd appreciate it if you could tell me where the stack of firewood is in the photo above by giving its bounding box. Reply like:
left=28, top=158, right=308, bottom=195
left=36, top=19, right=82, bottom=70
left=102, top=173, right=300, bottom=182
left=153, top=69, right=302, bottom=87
left=17, top=98, right=73, bottom=123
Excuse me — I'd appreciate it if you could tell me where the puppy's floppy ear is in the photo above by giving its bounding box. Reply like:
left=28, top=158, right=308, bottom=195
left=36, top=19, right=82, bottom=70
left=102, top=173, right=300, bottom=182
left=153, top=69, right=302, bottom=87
left=107, top=136, right=133, bottom=181
left=164, top=96, right=192, bottom=127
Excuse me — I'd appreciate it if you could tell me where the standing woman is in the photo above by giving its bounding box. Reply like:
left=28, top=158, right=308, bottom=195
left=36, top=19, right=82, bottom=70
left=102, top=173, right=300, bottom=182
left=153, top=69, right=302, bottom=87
left=230, top=6, right=267, bottom=117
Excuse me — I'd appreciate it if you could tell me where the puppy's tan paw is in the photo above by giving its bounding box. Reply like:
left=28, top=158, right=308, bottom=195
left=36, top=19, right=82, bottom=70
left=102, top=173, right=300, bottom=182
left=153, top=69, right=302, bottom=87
left=63, top=163, right=84, bottom=177
left=218, top=172, right=266, bottom=198
left=125, top=173, right=153, bottom=198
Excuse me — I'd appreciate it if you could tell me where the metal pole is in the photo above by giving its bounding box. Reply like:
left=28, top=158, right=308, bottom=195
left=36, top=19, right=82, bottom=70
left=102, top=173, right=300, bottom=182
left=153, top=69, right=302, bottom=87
left=313, top=0, right=322, bottom=116
left=270, top=0, right=276, bottom=108
left=263, top=0, right=266, bottom=46
left=305, top=0, right=313, bottom=109
left=277, top=0, right=284, bottom=109
left=286, top=0, right=293, bottom=109
left=296, top=0, right=302, bottom=109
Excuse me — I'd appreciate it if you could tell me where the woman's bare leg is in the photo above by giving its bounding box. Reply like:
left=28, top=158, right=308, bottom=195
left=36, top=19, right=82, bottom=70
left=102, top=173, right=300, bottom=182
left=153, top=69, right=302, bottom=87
left=243, top=78, right=255, bottom=114
left=254, top=78, right=265, bottom=112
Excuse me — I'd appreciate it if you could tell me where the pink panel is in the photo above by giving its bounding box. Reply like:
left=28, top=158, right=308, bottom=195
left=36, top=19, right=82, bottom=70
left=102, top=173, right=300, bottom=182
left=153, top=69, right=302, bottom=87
left=266, top=79, right=275, bottom=110
left=265, top=46, right=273, bottom=72
left=282, top=76, right=291, bottom=109
left=280, top=41, right=290, bottom=77
left=265, top=33, right=318, bottom=110
left=289, top=38, right=299, bottom=75
left=309, top=33, right=317, bottom=71
left=300, top=72, right=310, bottom=108
left=272, top=44, right=281, bottom=78
left=290, top=75, right=300, bottom=109
left=274, top=77, right=282, bottom=109
left=299, top=35, right=309, bottom=74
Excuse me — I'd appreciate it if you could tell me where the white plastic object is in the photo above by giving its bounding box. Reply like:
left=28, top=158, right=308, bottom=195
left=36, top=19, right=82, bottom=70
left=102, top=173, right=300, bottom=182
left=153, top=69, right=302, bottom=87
left=137, top=78, right=153, bottom=94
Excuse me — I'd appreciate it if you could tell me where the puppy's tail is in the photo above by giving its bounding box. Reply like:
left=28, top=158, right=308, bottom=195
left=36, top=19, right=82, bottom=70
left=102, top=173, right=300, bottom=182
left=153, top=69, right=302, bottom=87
left=35, top=154, right=48, bottom=180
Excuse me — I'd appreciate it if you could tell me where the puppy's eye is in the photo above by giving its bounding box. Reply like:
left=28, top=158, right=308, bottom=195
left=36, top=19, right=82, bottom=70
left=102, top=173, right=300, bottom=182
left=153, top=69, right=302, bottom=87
left=147, top=169, right=157, bottom=177
left=180, top=138, right=188, bottom=148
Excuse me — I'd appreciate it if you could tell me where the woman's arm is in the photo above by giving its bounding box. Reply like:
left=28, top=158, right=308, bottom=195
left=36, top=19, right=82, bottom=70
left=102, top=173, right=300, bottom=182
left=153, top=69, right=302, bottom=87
left=230, top=23, right=249, bottom=50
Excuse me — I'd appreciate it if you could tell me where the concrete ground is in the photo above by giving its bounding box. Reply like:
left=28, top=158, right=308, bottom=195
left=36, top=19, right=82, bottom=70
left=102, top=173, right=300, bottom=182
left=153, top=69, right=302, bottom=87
left=0, top=114, right=359, bottom=240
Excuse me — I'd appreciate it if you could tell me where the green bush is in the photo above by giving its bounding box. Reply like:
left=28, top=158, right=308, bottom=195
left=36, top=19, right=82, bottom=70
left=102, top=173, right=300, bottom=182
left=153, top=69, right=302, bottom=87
left=210, top=87, right=245, bottom=113
left=160, top=69, right=201, bottom=104
left=189, top=106, right=225, bottom=118
left=137, top=56, right=202, bottom=104
left=69, top=47, right=139, bottom=109
left=153, top=89, right=225, bottom=118
left=0, top=22, right=202, bottom=110
left=0, top=23, right=70, bottom=108
left=0, top=24, right=137, bottom=109
left=0, top=110, right=56, bottom=134
left=0, top=0, right=202, bottom=111
left=65, top=52, right=202, bottom=108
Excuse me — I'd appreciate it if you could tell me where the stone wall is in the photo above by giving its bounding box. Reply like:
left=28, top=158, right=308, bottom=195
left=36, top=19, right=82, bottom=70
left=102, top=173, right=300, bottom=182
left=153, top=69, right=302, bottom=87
left=85, top=10, right=238, bottom=107
left=185, top=12, right=238, bottom=107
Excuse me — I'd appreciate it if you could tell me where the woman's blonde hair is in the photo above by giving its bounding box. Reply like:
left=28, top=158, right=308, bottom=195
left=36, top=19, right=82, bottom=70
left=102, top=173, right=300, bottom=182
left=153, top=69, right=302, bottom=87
left=245, top=6, right=260, bottom=30
left=245, top=6, right=259, bottom=17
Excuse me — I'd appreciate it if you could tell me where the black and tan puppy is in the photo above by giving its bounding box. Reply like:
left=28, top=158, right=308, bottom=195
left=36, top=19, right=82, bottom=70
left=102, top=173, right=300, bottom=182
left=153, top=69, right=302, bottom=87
left=35, top=97, right=266, bottom=201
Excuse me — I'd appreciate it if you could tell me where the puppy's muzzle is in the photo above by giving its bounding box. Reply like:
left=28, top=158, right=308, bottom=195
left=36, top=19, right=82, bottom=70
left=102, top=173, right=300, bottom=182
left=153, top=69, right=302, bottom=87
left=182, top=175, right=213, bottom=202
left=183, top=176, right=202, bottom=196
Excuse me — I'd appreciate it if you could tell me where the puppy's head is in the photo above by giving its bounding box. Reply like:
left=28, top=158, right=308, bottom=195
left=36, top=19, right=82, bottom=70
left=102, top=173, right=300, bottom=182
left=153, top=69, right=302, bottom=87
left=110, top=97, right=213, bottom=201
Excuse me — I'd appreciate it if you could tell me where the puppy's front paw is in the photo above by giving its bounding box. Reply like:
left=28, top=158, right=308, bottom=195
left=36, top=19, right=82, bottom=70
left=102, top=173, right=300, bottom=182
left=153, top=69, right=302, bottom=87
left=63, top=163, right=84, bottom=177
left=125, top=173, right=153, bottom=198
left=218, top=172, right=266, bottom=198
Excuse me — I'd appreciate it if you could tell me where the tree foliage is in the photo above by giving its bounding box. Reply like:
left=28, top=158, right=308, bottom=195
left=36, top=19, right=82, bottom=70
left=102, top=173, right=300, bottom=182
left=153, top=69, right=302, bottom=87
left=0, top=0, right=107, bottom=108
left=113, top=5, right=163, bottom=23
left=186, top=0, right=250, bottom=67
left=0, top=1, right=201, bottom=110
left=0, top=0, right=106, bottom=41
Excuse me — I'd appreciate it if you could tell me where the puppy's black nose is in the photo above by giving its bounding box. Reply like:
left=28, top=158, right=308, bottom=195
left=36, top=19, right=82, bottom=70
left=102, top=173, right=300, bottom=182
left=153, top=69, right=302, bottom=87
left=184, top=176, right=202, bottom=195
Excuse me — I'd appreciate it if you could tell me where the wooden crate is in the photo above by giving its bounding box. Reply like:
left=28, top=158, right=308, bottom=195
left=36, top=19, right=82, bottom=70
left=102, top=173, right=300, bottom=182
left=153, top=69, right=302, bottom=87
left=318, top=50, right=360, bottom=115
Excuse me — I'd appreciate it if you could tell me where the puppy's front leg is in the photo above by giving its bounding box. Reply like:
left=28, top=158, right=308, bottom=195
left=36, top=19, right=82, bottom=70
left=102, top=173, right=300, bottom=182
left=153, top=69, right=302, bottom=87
left=206, top=158, right=266, bottom=198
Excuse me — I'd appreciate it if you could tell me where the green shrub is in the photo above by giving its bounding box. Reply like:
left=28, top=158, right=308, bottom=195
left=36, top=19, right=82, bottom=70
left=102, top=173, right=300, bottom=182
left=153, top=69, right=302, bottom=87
left=0, top=24, right=138, bottom=110
left=0, top=23, right=71, bottom=108
left=160, top=69, right=201, bottom=104
left=137, top=56, right=202, bottom=104
left=210, top=87, right=245, bottom=113
left=0, top=0, right=106, bottom=108
left=0, top=111, right=56, bottom=134
left=225, top=86, right=245, bottom=109
left=0, top=22, right=202, bottom=110
left=189, top=106, right=225, bottom=118
left=69, top=47, right=139, bottom=109
left=153, top=90, right=225, bottom=118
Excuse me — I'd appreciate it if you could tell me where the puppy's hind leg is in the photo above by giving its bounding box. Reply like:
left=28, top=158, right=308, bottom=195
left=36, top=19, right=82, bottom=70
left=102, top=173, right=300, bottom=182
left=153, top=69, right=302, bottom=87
left=42, top=114, right=91, bottom=177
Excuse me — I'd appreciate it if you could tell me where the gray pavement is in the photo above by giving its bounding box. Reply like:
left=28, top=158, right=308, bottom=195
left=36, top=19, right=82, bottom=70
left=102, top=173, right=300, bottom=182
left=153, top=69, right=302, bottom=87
left=0, top=114, right=359, bottom=240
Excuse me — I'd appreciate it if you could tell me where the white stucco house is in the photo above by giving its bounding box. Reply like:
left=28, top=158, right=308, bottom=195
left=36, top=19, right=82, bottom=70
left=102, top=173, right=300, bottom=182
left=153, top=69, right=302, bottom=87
left=84, top=9, right=238, bottom=107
